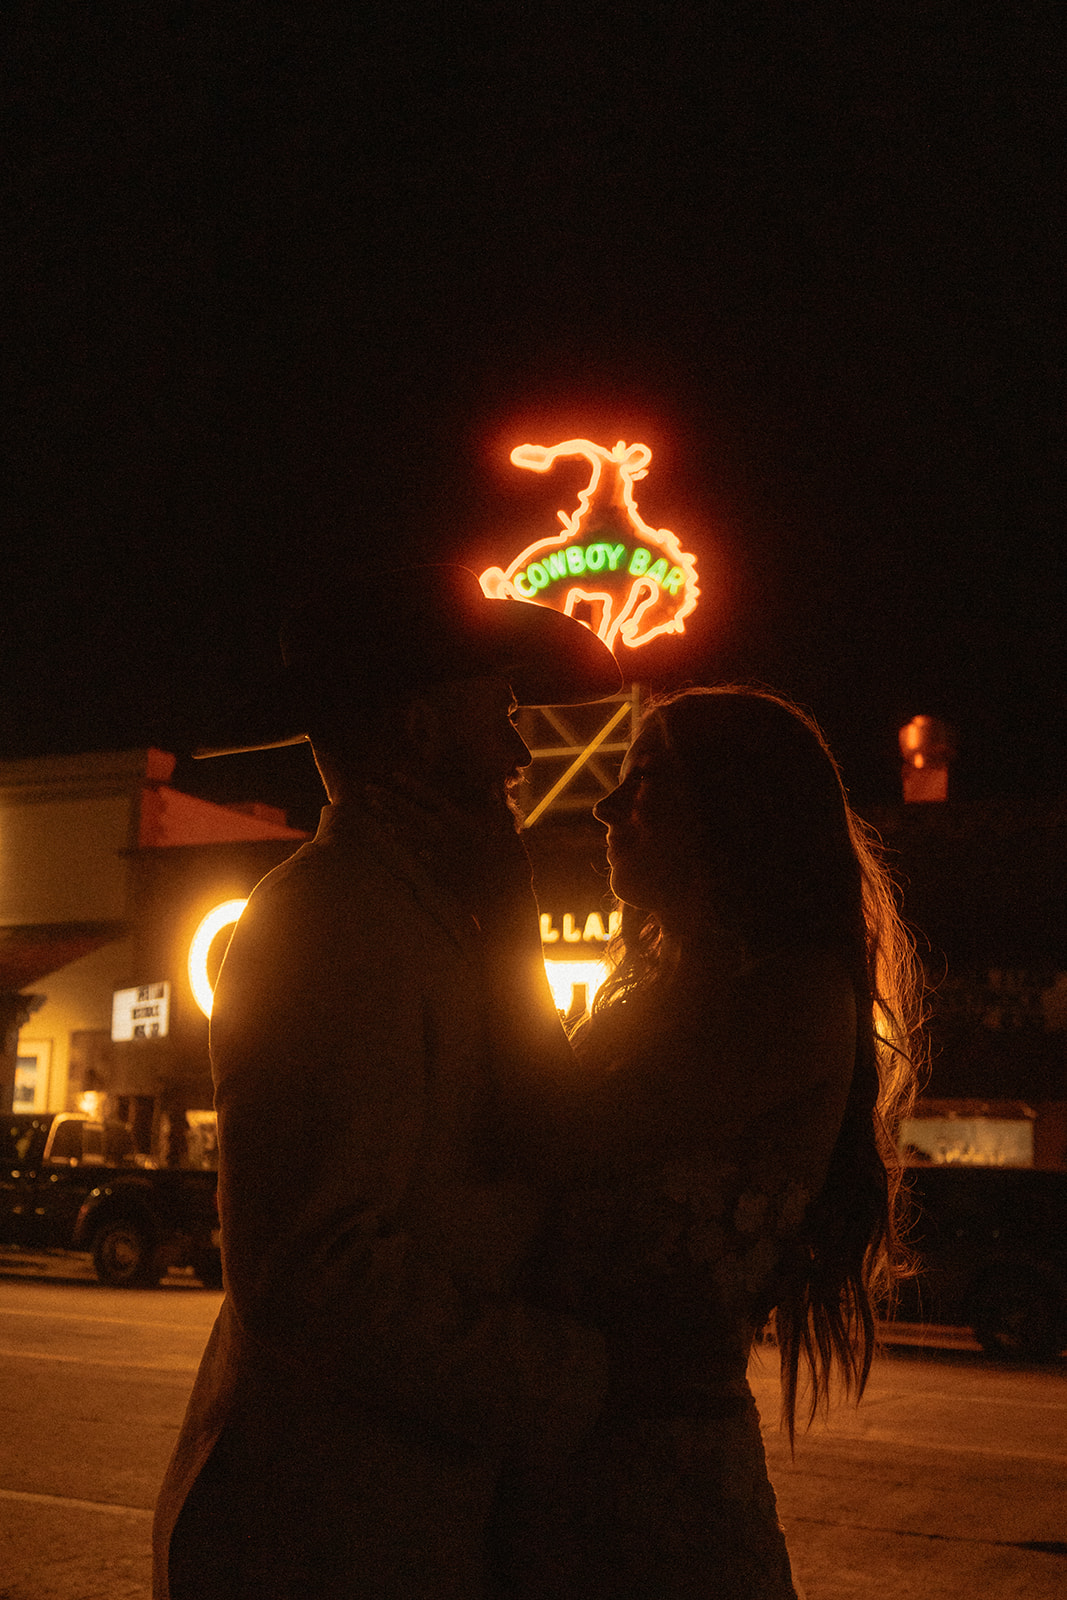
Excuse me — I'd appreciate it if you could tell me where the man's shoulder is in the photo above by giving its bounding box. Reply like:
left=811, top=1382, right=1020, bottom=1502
left=248, top=812, right=408, bottom=910
left=214, top=831, right=423, bottom=1017
left=232, top=801, right=482, bottom=980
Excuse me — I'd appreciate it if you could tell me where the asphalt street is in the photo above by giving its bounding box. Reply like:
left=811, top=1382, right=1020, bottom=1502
left=0, top=1259, right=1064, bottom=1599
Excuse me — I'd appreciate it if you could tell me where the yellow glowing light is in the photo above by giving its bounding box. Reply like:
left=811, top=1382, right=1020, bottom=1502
left=188, top=899, right=248, bottom=1018
left=544, top=958, right=608, bottom=1017
left=76, top=1090, right=103, bottom=1118
left=479, top=439, right=700, bottom=651
left=539, top=909, right=621, bottom=944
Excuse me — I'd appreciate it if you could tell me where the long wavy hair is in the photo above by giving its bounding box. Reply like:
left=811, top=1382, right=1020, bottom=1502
left=583, top=686, right=925, bottom=1441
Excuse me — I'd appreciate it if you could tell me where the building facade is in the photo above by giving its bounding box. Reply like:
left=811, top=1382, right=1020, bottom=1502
left=4, top=743, right=1065, bottom=1170
left=1, top=749, right=307, bottom=1159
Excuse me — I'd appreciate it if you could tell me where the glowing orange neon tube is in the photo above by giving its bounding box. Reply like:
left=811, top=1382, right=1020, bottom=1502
left=479, top=439, right=699, bottom=650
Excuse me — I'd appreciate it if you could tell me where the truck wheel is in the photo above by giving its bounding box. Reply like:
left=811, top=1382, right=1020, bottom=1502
left=91, top=1220, right=161, bottom=1288
left=970, top=1268, right=1066, bottom=1362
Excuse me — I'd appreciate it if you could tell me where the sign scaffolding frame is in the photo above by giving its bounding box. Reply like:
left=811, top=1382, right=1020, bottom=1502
left=515, top=683, right=644, bottom=828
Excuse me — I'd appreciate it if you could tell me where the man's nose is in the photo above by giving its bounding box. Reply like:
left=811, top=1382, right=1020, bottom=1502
left=508, top=721, right=532, bottom=769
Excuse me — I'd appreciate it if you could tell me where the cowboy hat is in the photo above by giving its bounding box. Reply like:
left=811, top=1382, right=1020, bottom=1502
left=195, top=563, right=623, bottom=757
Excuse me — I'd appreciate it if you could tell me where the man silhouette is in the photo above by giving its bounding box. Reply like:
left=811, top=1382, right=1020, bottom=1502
left=153, top=564, right=622, bottom=1598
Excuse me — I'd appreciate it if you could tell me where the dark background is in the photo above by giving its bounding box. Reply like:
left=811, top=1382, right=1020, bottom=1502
left=6, top=3, right=1063, bottom=830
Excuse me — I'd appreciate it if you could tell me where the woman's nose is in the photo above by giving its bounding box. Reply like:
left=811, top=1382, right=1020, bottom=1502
left=593, top=783, right=623, bottom=824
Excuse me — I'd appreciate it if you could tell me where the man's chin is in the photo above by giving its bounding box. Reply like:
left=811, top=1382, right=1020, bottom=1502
left=434, top=777, right=523, bottom=829
left=480, top=782, right=524, bottom=829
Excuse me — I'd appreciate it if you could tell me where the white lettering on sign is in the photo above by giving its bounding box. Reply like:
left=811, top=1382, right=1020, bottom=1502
left=112, top=982, right=171, bottom=1042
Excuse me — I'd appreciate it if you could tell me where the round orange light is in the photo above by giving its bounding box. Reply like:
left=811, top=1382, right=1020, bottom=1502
left=188, top=899, right=248, bottom=1018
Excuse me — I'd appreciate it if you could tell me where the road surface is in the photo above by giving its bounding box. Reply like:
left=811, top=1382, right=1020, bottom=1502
left=0, top=1259, right=1064, bottom=1598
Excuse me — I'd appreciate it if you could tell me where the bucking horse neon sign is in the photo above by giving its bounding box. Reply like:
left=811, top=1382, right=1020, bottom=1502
left=479, top=439, right=700, bottom=651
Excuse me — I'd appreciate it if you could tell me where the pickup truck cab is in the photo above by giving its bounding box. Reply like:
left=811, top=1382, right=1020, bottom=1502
left=0, top=1111, right=220, bottom=1288
left=896, top=1163, right=1067, bottom=1360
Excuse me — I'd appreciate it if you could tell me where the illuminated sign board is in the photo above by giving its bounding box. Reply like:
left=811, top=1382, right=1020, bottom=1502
left=540, top=907, right=619, bottom=1018
left=479, top=439, right=699, bottom=651
left=544, top=960, right=608, bottom=1016
left=112, top=982, right=171, bottom=1042
left=188, top=899, right=248, bottom=1019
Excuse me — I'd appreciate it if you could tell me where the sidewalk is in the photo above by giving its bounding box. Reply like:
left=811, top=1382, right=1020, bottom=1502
left=752, top=1358, right=1067, bottom=1600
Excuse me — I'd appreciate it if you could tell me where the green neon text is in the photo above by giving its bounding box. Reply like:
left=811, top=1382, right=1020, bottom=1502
left=514, top=545, right=686, bottom=599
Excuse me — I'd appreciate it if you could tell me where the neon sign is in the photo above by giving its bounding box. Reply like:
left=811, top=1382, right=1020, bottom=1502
left=539, top=910, right=621, bottom=945
left=188, top=899, right=248, bottom=1019
left=540, top=908, right=619, bottom=1016
left=544, top=959, right=608, bottom=1015
left=479, top=439, right=699, bottom=651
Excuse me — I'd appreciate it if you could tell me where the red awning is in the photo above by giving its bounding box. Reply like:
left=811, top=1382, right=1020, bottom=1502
left=0, top=922, right=127, bottom=991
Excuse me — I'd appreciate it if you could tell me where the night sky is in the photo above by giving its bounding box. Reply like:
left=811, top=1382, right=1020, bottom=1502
left=6, top=5, right=1063, bottom=830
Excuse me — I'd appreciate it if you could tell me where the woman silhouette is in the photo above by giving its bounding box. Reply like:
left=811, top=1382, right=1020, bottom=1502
left=496, top=686, right=924, bottom=1599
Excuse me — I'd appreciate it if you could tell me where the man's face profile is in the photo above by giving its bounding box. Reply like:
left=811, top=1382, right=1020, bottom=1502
left=415, top=675, right=532, bottom=816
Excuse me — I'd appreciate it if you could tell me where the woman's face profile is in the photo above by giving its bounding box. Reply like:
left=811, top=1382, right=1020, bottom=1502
left=594, top=720, right=706, bottom=922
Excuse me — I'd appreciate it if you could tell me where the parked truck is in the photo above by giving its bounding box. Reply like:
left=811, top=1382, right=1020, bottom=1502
left=0, top=1111, right=221, bottom=1288
left=895, top=1163, right=1067, bottom=1360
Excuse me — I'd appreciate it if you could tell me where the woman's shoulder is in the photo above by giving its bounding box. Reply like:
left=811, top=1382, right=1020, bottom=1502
left=736, top=944, right=856, bottom=1013
left=716, top=945, right=858, bottom=1101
